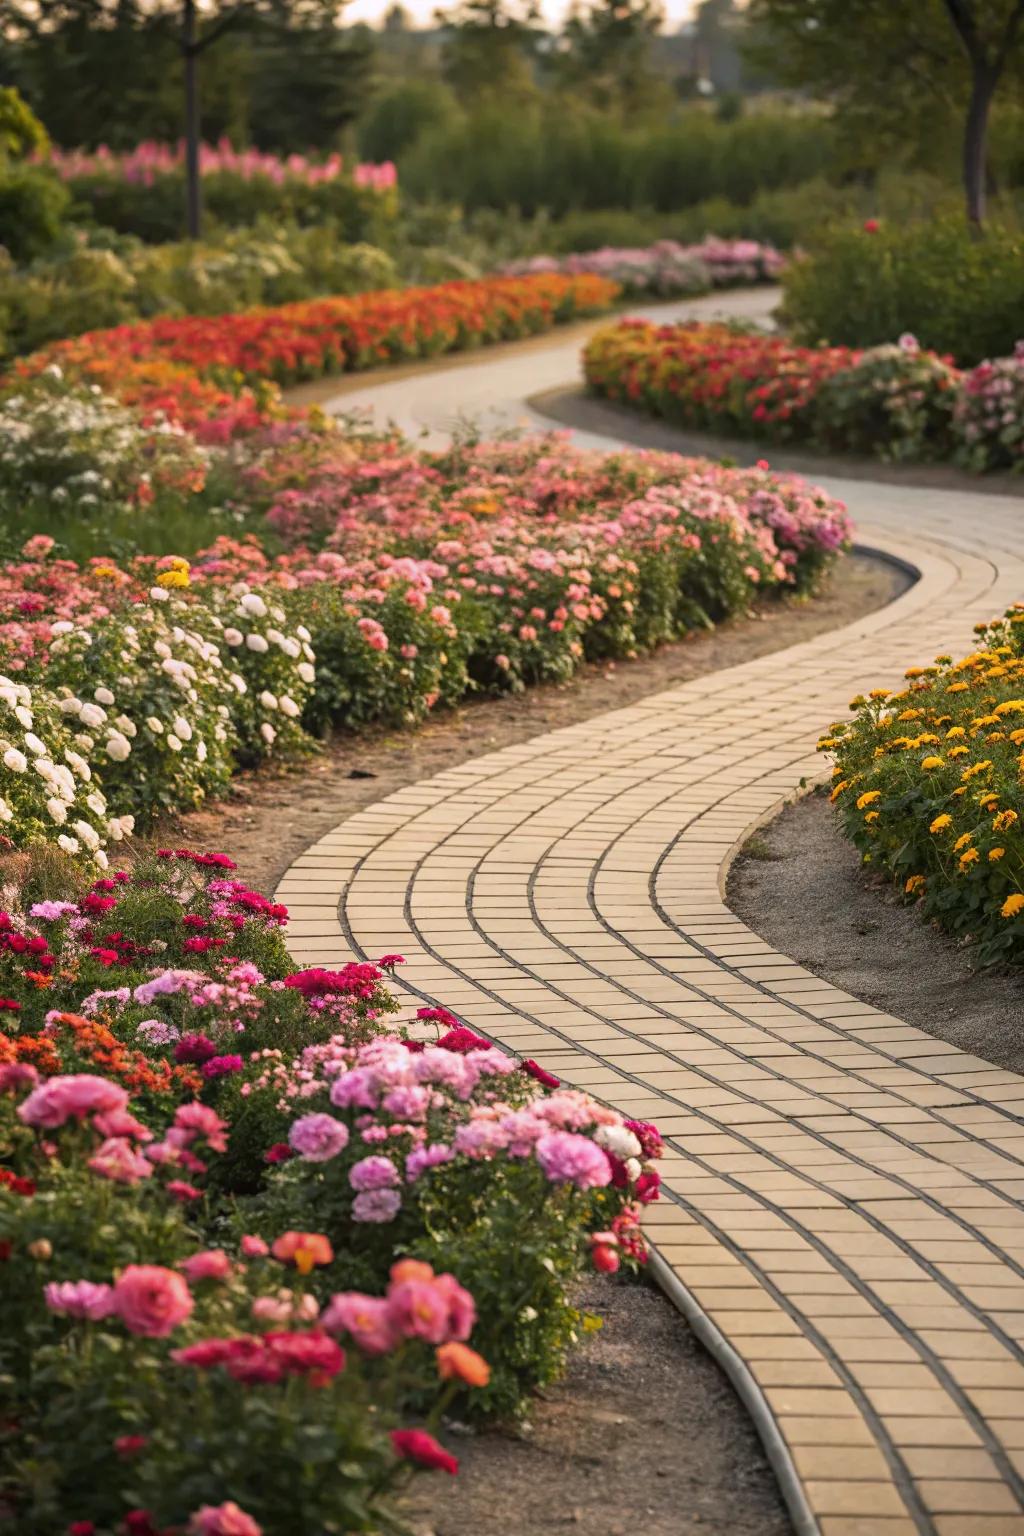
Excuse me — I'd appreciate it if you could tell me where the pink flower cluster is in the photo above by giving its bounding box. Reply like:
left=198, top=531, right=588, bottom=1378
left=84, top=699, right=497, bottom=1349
left=503, top=237, right=784, bottom=295
left=41, top=138, right=396, bottom=191
left=322, top=1257, right=474, bottom=1355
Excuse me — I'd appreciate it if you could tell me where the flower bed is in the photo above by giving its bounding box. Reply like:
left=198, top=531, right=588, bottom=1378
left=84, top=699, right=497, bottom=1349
left=0, top=842, right=665, bottom=1530
left=583, top=318, right=1024, bottom=473
left=43, top=139, right=397, bottom=192
left=822, top=606, right=1024, bottom=967
left=503, top=237, right=784, bottom=297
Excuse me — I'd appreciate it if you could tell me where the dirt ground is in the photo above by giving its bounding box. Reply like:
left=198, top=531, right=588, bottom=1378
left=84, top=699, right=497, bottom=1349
left=401, top=1275, right=793, bottom=1536
left=172, top=553, right=906, bottom=899
left=729, top=794, right=1024, bottom=1073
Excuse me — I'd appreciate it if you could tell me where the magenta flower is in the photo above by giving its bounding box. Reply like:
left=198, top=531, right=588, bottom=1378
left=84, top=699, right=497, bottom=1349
left=535, top=1130, right=612, bottom=1190
left=44, top=1280, right=116, bottom=1320
left=349, top=1154, right=399, bottom=1192
left=288, top=1112, right=350, bottom=1162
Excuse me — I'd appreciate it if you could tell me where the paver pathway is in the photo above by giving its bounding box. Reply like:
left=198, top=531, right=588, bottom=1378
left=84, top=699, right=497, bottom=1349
left=277, top=290, right=1024, bottom=1535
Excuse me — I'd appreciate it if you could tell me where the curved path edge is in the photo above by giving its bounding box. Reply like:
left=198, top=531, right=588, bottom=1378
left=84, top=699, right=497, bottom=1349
left=278, top=292, right=1024, bottom=1536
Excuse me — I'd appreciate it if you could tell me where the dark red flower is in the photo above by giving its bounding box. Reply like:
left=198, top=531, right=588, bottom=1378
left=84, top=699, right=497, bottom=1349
left=114, top=1434, right=148, bottom=1458
left=436, top=1026, right=492, bottom=1054
left=521, top=1058, right=559, bottom=1089
left=68, top=1524, right=96, bottom=1535
left=863, top=218, right=880, bottom=234
left=634, top=1169, right=661, bottom=1205
left=624, top=1119, right=664, bottom=1160
left=264, top=1142, right=294, bottom=1164
left=174, top=1033, right=217, bottom=1065
left=201, top=1054, right=243, bottom=1079
left=391, top=1428, right=458, bottom=1474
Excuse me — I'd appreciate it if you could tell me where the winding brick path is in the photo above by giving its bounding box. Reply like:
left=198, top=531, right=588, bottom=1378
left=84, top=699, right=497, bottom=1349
left=278, top=292, right=1024, bottom=1535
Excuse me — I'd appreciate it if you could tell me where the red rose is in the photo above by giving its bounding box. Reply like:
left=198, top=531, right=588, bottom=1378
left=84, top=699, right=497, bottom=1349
left=390, top=1428, right=458, bottom=1475
left=521, top=1058, right=559, bottom=1090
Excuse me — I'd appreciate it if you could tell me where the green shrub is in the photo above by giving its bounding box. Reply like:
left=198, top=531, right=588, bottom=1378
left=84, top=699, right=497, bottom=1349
left=781, top=216, right=1024, bottom=366
left=0, top=161, right=71, bottom=262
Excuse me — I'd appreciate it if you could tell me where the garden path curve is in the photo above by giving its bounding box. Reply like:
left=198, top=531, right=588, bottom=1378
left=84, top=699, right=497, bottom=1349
left=278, top=290, right=1024, bottom=1536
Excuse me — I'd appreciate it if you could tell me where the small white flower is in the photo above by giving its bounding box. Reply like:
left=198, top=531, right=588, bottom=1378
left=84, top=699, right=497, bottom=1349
left=94, top=687, right=115, bottom=706
left=114, top=715, right=137, bottom=736
left=64, top=751, right=91, bottom=780
left=105, top=734, right=131, bottom=762
left=245, top=634, right=269, bottom=653
left=58, top=696, right=82, bottom=715
left=595, top=1124, right=642, bottom=1161
left=229, top=675, right=247, bottom=695
left=172, top=716, right=193, bottom=741
left=223, top=628, right=243, bottom=647
left=260, top=722, right=276, bottom=745
left=0, top=797, right=11, bottom=822
left=73, top=819, right=100, bottom=851
left=279, top=695, right=300, bottom=718
left=14, top=705, right=33, bottom=729
left=154, top=641, right=172, bottom=660
left=296, top=625, right=311, bottom=643
left=119, top=815, right=135, bottom=834
left=57, top=834, right=80, bottom=855
left=3, top=748, right=27, bottom=773
left=240, top=593, right=267, bottom=617
left=279, top=637, right=300, bottom=659
left=167, top=734, right=182, bottom=752
left=150, top=586, right=170, bottom=602
left=259, top=691, right=278, bottom=710
left=94, top=849, right=109, bottom=870
left=79, top=703, right=107, bottom=729
left=146, top=717, right=164, bottom=734
left=51, top=621, right=74, bottom=637
left=86, top=791, right=107, bottom=815
left=23, top=732, right=47, bottom=757
left=298, top=663, right=315, bottom=684
left=46, top=797, right=67, bottom=825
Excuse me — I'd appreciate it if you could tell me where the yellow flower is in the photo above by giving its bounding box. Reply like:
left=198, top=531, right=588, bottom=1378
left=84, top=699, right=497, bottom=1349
left=869, top=689, right=891, bottom=700
left=954, top=833, right=973, bottom=852
left=946, top=727, right=966, bottom=738
left=156, top=569, right=190, bottom=590
left=856, top=791, right=881, bottom=810
left=905, top=875, right=926, bottom=895
left=994, top=809, right=1019, bottom=832
left=865, top=811, right=879, bottom=823
left=978, top=794, right=999, bottom=811
left=1001, top=894, right=1024, bottom=918
left=92, top=564, right=118, bottom=579
left=921, top=756, right=943, bottom=770
left=830, top=780, right=849, bottom=802
left=959, top=849, right=980, bottom=870
left=929, top=814, right=953, bottom=833
left=948, top=746, right=969, bottom=758
left=947, top=681, right=969, bottom=693
left=989, top=847, right=1006, bottom=861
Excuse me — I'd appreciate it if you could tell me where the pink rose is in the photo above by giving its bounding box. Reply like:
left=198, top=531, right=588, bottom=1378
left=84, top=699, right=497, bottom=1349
left=44, top=1280, right=116, bottom=1320
left=321, top=1292, right=397, bottom=1355
left=187, top=1503, right=262, bottom=1536
left=18, top=1074, right=129, bottom=1129
left=88, top=1137, right=153, bottom=1185
left=241, top=1235, right=269, bottom=1258
left=113, top=1265, right=194, bottom=1337
left=179, top=1249, right=232, bottom=1283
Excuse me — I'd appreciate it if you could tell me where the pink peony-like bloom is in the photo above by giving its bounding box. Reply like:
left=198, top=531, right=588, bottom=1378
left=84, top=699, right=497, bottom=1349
left=535, top=1130, right=612, bottom=1190
left=386, top=1278, right=451, bottom=1344
left=18, top=1073, right=128, bottom=1128
left=405, top=1142, right=453, bottom=1182
left=187, top=1502, right=262, bottom=1536
left=93, top=1107, right=153, bottom=1142
left=88, top=1137, right=154, bottom=1185
left=113, top=1265, right=194, bottom=1337
left=321, top=1291, right=397, bottom=1354
left=174, top=1100, right=228, bottom=1151
left=433, top=1271, right=476, bottom=1342
left=180, top=1248, right=233, bottom=1283
left=352, top=1188, right=402, bottom=1223
left=288, top=1112, right=350, bottom=1162
left=349, top=1154, right=399, bottom=1192
left=44, top=1279, right=116, bottom=1320
left=241, top=1234, right=269, bottom=1257
left=0, top=1061, right=39, bottom=1094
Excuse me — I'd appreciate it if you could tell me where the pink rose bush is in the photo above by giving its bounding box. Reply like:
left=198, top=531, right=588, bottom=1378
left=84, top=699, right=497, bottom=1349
left=503, top=237, right=785, bottom=296
left=0, top=838, right=666, bottom=1529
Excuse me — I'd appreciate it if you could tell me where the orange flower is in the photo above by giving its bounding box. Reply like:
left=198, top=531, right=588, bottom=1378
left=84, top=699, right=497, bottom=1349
left=436, top=1342, right=491, bottom=1387
left=271, top=1231, right=334, bottom=1275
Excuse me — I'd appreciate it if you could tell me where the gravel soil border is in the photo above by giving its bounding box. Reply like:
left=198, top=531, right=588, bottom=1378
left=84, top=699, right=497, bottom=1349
left=729, top=794, right=1024, bottom=1074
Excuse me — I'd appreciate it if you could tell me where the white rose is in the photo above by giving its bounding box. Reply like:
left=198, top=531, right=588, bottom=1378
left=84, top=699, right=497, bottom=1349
left=94, top=849, right=109, bottom=869
left=230, top=675, right=247, bottom=695
left=260, top=722, right=276, bottom=745
left=119, top=815, right=135, bottom=835
left=624, top=1157, right=642, bottom=1183
left=266, top=628, right=284, bottom=646
left=146, top=717, right=164, bottom=734
left=65, top=751, right=91, bottom=780
left=46, top=797, right=67, bottom=824
left=279, top=695, right=300, bottom=718
left=107, top=819, right=124, bottom=840
left=172, top=717, right=192, bottom=741
left=73, top=819, right=100, bottom=851
left=240, top=593, right=267, bottom=617
left=3, top=748, right=27, bottom=773
left=196, top=739, right=207, bottom=763
left=58, top=696, right=82, bottom=715
left=259, top=691, right=277, bottom=710
left=296, top=625, right=311, bottom=643
left=150, top=585, right=170, bottom=602
left=154, top=641, right=172, bottom=660
left=94, top=687, right=115, bottom=706
left=595, top=1124, right=643, bottom=1161
left=167, top=734, right=182, bottom=752
left=297, top=663, right=315, bottom=684
left=24, top=732, right=47, bottom=757
left=14, top=705, right=33, bottom=729
left=57, top=834, right=80, bottom=855
left=105, top=734, right=131, bottom=762
left=86, top=791, right=107, bottom=815
left=245, top=634, right=269, bottom=653
left=51, top=621, right=74, bottom=637
left=114, top=716, right=137, bottom=736
left=0, top=797, right=12, bottom=822
left=223, top=628, right=243, bottom=647
left=79, top=703, right=107, bottom=729
left=279, top=637, right=300, bottom=659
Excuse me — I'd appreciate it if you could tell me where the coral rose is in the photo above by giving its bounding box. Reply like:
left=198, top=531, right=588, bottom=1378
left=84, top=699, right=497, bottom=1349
left=113, top=1265, right=194, bottom=1336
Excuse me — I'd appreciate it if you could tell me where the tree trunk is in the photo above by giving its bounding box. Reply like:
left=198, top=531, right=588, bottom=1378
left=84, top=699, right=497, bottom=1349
left=964, top=65, right=996, bottom=231
left=183, top=0, right=202, bottom=240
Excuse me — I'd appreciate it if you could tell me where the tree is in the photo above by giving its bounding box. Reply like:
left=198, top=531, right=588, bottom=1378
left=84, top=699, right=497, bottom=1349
left=437, top=0, right=541, bottom=102
left=3, top=0, right=374, bottom=238
left=746, top=0, right=1024, bottom=228
left=557, top=0, right=665, bottom=113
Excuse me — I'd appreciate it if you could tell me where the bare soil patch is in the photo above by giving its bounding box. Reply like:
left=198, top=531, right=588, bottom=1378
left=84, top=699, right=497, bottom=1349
left=401, top=1275, right=793, bottom=1536
left=729, top=794, right=1024, bottom=1072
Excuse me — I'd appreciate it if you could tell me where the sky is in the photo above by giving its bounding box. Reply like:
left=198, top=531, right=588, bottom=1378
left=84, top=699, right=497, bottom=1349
left=344, top=0, right=698, bottom=28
